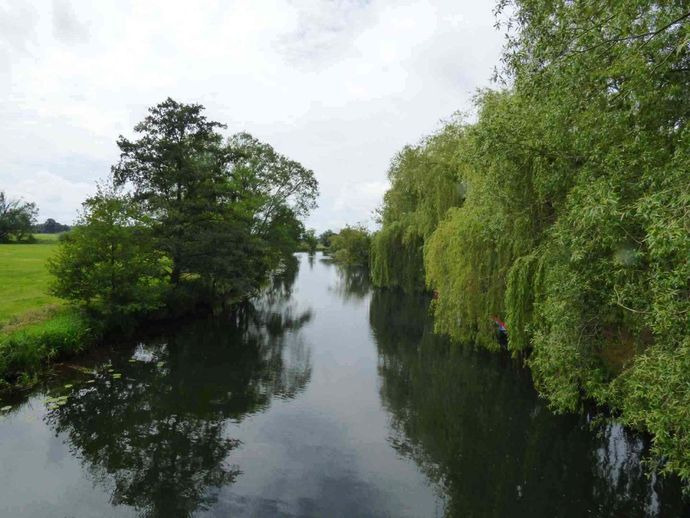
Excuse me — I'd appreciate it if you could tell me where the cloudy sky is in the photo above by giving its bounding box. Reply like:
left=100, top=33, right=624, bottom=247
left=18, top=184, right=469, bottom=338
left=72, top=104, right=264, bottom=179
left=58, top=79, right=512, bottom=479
left=1, top=0, right=505, bottom=232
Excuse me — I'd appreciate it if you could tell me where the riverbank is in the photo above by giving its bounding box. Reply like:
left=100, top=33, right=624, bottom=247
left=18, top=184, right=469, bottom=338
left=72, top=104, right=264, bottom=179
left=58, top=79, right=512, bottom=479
left=1, top=253, right=687, bottom=516
left=0, top=236, right=89, bottom=388
left=0, top=235, right=63, bottom=326
left=0, top=308, right=97, bottom=389
left=0, top=235, right=292, bottom=390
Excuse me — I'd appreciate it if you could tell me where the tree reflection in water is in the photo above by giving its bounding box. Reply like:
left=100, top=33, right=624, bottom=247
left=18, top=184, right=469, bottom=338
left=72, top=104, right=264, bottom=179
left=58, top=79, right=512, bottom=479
left=330, top=264, right=371, bottom=302
left=45, top=260, right=312, bottom=517
left=369, top=289, right=687, bottom=518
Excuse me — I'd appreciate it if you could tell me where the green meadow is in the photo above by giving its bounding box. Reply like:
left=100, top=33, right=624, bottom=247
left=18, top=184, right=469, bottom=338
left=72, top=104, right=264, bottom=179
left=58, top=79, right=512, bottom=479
left=0, top=234, right=97, bottom=387
left=0, top=234, right=63, bottom=328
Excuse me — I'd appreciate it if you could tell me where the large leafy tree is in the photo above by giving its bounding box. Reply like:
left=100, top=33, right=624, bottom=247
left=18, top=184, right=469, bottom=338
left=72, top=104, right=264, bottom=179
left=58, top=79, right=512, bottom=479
left=34, top=218, right=70, bottom=234
left=112, top=98, right=228, bottom=285
left=0, top=191, right=37, bottom=243
left=493, top=0, right=690, bottom=479
left=112, top=100, right=317, bottom=298
left=52, top=98, right=318, bottom=317
left=372, top=0, right=690, bottom=484
left=370, top=119, right=466, bottom=292
left=222, top=132, right=318, bottom=280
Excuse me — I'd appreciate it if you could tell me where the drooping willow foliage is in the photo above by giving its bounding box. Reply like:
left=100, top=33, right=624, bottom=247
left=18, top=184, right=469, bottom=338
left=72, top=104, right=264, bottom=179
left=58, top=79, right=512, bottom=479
left=370, top=118, right=466, bottom=292
left=372, top=0, right=690, bottom=484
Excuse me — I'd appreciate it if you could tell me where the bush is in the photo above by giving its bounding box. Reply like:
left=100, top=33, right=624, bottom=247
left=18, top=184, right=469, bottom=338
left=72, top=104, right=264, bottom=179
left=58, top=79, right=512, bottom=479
left=48, top=188, right=167, bottom=319
left=0, top=310, right=97, bottom=386
left=330, top=226, right=371, bottom=267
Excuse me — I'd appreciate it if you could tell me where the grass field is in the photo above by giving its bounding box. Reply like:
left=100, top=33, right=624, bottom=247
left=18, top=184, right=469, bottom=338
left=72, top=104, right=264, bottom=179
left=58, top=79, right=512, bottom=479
left=0, top=234, right=97, bottom=387
left=0, top=234, right=63, bottom=327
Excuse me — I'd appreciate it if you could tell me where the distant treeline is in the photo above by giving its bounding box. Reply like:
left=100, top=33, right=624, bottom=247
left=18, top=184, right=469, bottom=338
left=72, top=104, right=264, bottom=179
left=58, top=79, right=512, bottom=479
left=0, top=192, right=70, bottom=242
left=359, top=1, right=689, bottom=485
left=33, top=219, right=71, bottom=234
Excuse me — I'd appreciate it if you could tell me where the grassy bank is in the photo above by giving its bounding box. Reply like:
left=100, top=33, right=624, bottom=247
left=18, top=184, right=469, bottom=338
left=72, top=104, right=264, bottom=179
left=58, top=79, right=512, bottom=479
left=0, top=309, right=97, bottom=387
left=0, top=235, right=97, bottom=388
left=0, top=234, right=63, bottom=326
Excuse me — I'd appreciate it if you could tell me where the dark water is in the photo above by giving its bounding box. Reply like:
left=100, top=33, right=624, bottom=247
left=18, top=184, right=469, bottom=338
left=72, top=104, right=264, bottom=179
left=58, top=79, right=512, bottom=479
left=0, top=253, right=688, bottom=517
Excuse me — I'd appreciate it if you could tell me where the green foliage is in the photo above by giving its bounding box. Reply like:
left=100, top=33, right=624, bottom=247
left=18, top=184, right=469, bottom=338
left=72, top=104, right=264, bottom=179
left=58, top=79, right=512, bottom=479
left=4, top=98, right=318, bottom=386
left=371, top=118, right=466, bottom=292
left=614, top=337, right=690, bottom=482
left=112, top=97, right=229, bottom=286
left=372, top=0, right=690, bottom=484
left=370, top=222, right=424, bottom=293
left=111, top=99, right=317, bottom=301
left=0, top=191, right=37, bottom=243
left=0, top=309, right=96, bottom=387
left=318, top=229, right=335, bottom=248
left=330, top=225, right=371, bottom=267
left=48, top=187, right=167, bottom=320
left=299, top=228, right=319, bottom=254
left=33, top=218, right=70, bottom=234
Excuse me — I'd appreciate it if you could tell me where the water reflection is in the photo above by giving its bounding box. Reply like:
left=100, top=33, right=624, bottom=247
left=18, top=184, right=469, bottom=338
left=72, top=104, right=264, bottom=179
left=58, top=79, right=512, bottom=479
left=369, top=289, right=687, bottom=517
left=330, top=264, right=370, bottom=302
left=44, top=266, right=312, bottom=517
left=2, top=256, right=689, bottom=517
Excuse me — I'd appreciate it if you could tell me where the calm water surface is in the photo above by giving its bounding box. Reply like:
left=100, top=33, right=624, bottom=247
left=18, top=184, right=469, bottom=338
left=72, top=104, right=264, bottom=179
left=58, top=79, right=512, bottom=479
left=1, top=253, right=688, bottom=517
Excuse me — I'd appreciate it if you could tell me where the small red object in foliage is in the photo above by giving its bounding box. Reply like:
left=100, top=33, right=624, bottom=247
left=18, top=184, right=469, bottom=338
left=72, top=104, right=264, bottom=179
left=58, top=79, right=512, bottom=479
left=491, top=316, right=507, bottom=331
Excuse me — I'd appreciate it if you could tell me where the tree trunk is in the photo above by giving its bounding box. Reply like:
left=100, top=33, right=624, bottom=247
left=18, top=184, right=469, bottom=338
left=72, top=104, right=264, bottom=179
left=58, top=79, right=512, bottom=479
left=171, top=261, right=181, bottom=285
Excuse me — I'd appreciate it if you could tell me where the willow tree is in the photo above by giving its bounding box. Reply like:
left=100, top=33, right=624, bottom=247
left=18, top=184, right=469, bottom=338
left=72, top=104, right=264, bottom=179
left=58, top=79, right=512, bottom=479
left=494, top=0, right=690, bottom=480
left=370, top=0, right=690, bottom=484
left=371, top=118, right=466, bottom=292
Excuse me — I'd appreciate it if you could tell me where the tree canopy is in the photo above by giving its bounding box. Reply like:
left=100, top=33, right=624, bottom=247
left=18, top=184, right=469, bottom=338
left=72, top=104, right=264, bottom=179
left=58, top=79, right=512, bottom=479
left=0, top=191, right=37, bottom=243
left=371, top=0, right=690, bottom=484
left=33, top=218, right=71, bottom=234
left=51, top=98, right=318, bottom=321
left=329, top=225, right=372, bottom=267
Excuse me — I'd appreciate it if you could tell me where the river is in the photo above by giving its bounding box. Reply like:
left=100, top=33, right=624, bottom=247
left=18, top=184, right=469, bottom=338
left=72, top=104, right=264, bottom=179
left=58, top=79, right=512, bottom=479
left=0, top=252, right=688, bottom=517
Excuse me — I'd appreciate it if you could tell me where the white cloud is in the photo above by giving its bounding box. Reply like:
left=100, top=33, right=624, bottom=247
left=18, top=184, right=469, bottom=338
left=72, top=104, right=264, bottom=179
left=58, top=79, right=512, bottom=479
left=332, top=180, right=389, bottom=229
left=0, top=0, right=504, bottom=230
left=52, top=0, right=90, bottom=45
left=8, top=170, right=95, bottom=223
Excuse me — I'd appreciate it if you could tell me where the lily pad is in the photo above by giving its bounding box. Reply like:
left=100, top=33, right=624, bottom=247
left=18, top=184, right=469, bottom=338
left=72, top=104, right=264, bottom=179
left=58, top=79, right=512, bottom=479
left=156, top=361, right=165, bottom=368
left=86, top=380, right=95, bottom=384
left=64, top=384, right=73, bottom=389
left=112, top=373, right=122, bottom=379
left=128, top=359, right=137, bottom=363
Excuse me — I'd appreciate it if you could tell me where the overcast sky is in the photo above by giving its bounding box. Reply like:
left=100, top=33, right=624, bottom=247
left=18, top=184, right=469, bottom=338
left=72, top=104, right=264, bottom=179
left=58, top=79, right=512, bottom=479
left=1, top=0, right=505, bottom=232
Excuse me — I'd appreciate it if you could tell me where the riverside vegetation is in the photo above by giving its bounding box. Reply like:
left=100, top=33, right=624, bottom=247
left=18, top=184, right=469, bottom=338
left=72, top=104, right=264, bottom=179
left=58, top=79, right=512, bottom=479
left=366, top=0, right=690, bottom=487
left=1, top=0, right=688, bottom=495
left=0, top=98, right=317, bottom=389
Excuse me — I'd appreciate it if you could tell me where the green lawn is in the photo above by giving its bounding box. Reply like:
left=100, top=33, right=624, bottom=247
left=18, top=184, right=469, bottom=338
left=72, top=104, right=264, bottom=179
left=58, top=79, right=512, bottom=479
left=0, top=237, right=62, bottom=327
left=33, top=233, right=62, bottom=243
